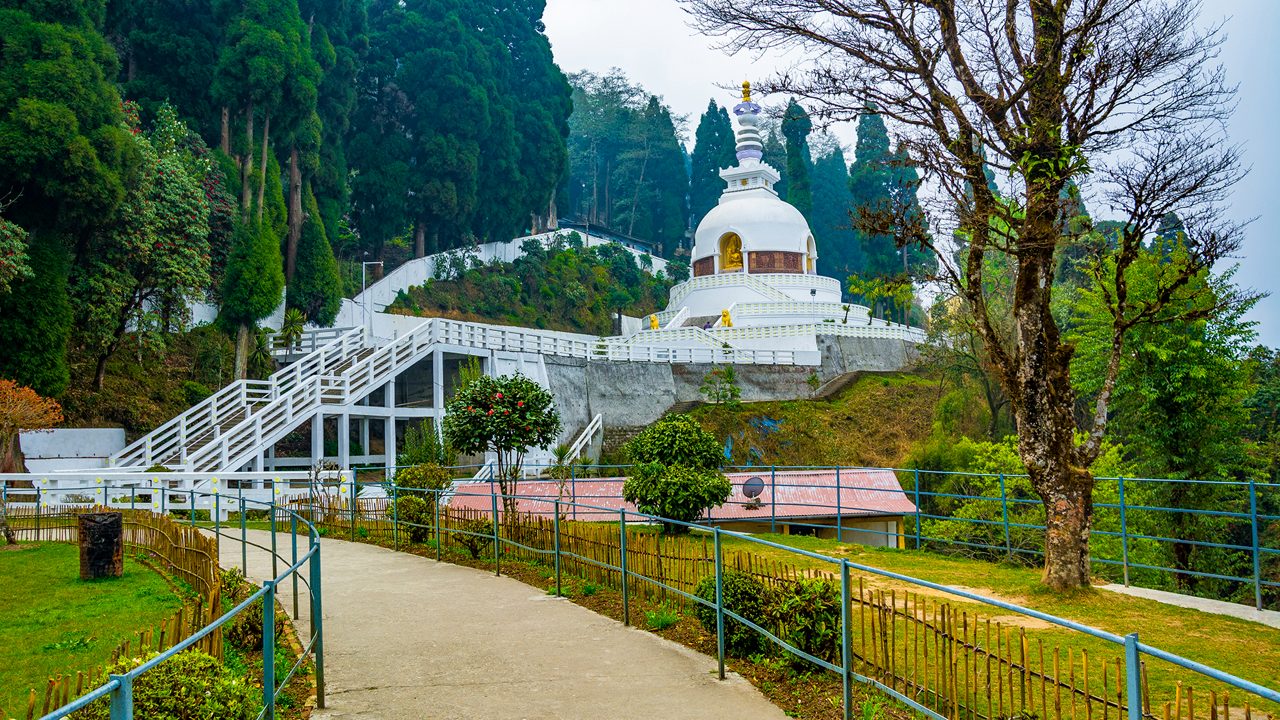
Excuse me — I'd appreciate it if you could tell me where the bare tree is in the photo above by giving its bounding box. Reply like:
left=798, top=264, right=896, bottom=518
left=683, top=0, right=1253, bottom=589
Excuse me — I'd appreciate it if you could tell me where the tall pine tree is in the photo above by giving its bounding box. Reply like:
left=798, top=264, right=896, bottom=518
left=847, top=109, right=899, bottom=278
left=689, top=99, right=735, bottom=228
left=287, top=185, right=342, bottom=326
left=809, top=142, right=863, bottom=279
left=781, top=99, right=813, bottom=218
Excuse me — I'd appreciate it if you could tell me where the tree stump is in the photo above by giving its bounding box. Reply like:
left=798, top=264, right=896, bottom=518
left=78, top=512, right=123, bottom=579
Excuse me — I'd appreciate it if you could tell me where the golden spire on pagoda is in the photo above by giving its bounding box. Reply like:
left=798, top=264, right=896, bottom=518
left=742, top=80, right=752, bottom=103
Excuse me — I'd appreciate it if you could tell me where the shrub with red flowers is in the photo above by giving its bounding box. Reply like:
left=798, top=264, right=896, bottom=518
left=442, top=374, right=561, bottom=517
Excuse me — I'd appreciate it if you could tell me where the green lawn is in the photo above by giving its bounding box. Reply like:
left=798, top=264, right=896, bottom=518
left=0, top=543, right=183, bottom=715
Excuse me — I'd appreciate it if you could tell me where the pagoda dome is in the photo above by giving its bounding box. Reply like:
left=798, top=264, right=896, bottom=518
left=688, top=83, right=818, bottom=278
left=691, top=176, right=817, bottom=276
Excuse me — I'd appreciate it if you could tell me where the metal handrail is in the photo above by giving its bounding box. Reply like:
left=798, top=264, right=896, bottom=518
left=23, top=485, right=326, bottom=720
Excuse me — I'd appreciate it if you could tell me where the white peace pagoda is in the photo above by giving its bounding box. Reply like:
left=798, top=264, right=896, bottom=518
left=634, top=82, right=900, bottom=352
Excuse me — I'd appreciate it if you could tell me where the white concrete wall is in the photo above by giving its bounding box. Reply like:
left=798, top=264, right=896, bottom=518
left=20, top=428, right=126, bottom=473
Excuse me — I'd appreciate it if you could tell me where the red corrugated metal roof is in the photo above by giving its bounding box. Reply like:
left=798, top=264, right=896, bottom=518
left=446, top=469, right=915, bottom=523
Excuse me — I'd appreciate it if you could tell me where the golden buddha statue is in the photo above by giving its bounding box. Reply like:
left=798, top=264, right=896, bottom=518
left=719, top=232, right=743, bottom=272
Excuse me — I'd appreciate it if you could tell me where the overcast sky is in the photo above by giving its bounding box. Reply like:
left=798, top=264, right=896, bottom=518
left=544, top=0, right=1280, bottom=347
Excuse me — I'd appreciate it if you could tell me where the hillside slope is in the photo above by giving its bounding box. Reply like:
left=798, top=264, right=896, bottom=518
left=689, top=372, right=944, bottom=468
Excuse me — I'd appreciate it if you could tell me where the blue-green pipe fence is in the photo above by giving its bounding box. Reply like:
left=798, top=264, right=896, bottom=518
left=0, top=484, right=327, bottom=720
left=391, top=484, right=1279, bottom=720
left=369, top=462, right=1280, bottom=611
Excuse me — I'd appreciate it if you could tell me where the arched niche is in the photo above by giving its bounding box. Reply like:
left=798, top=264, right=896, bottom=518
left=719, top=232, right=744, bottom=272
left=806, top=235, right=816, bottom=273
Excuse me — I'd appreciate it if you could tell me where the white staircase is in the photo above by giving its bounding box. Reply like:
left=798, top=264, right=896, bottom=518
left=109, top=315, right=819, bottom=474
left=108, top=327, right=369, bottom=469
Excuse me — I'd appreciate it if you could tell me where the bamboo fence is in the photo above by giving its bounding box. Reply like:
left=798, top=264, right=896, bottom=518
left=324, top=499, right=1275, bottom=720
left=2, top=506, right=223, bottom=720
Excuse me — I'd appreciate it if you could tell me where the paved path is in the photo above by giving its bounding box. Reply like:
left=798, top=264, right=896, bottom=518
left=1101, top=583, right=1280, bottom=629
left=218, top=530, right=785, bottom=720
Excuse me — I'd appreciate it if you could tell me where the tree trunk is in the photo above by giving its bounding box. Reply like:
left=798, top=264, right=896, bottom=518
left=234, top=324, right=250, bottom=380
left=220, top=107, right=230, bottom=155
left=1036, top=475, right=1094, bottom=589
left=285, top=146, right=302, bottom=282
left=1, top=432, right=26, bottom=474
left=241, top=104, right=254, bottom=216
left=93, top=352, right=111, bottom=392
left=1009, top=242, right=1093, bottom=590
left=414, top=223, right=425, bottom=258
left=548, top=186, right=558, bottom=229
left=257, top=113, right=271, bottom=226
left=627, top=143, right=650, bottom=237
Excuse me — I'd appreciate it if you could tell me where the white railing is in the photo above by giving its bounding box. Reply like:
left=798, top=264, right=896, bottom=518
left=108, top=380, right=274, bottom=469
left=0, top=469, right=354, bottom=520
left=708, top=321, right=927, bottom=344
left=272, top=326, right=356, bottom=358
left=732, top=301, right=862, bottom=319
left=763, top=274, right=843, bottom=293
left=184, top=374, right=348, bottom=472
left=668, top=272, right=795, bottom=307
left=110, top=326, right=368, bottom=470
left=618, top=326, right=726, bottom=349
left=566, top=414, right=603, bottom=462
left=662, top=306, right=689, bottom=329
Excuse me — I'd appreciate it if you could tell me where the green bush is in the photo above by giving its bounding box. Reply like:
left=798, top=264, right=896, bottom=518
left=392, top=494, right=433, bottom=543
left=624, top=414, right=722, bottom=470
left=455, top=517, right=494, bottom=559
left=699, top=366, right=742, bottom=407
left=75, top=650, right=258, bottom=719
left=394, top=463, right=453, bottom=492
left=397, top=421, right=455, bottom=467
left=182, top=380, right=212, bottom=405
left=623, top=463, right=730, bottom=531
left=693, top=571, right=772, bottom=657
left=771, top=578, right=841, bottom=665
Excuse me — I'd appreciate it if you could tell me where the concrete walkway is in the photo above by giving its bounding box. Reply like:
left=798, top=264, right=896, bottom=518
left=219, top=531, right=785, bottom=720
left=1101, top=583, right=1280, bottom=629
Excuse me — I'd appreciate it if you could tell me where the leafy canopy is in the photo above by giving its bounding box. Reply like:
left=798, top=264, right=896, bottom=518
left=442, top=374, right=561, bottom=465
left=624, top=414, right=723, bottom=470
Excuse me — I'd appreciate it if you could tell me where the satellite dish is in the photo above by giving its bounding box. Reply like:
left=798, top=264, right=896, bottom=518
left=743, top=476, right=765, bottom=499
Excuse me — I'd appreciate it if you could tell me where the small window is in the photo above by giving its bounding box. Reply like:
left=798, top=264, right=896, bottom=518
left=740, top=179, right=748, bottom=186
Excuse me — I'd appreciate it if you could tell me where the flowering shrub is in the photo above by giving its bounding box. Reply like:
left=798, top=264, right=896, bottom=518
left=442, top=374, right=560, bottom=516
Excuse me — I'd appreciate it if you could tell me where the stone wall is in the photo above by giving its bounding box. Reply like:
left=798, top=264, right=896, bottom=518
left=543, top=335, right=920, bottom=454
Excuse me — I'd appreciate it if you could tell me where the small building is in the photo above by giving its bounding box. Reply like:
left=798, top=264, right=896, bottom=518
left=446, top=468, right=915, bottom=549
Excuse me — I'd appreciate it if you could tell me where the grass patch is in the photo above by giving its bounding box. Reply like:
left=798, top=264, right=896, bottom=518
left=689, top=373, right=941, bottom=468
left=0, top=543, right=183, bottom=714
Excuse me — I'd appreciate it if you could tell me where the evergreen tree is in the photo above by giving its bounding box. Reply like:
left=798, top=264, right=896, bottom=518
left=287, top=186, right=342, bottom=326
left=809, top=144, right=862, bottom=278
left=848, top=110, right=898, bottom=277
left=761, top=129, right=788, bottom=200
left=780, top=99, right=813, bottom=218
left=889, top=143, right=935, bottom=278
left=689, top=99, right=736, bottom=227
left=562, top=70, right=688, bottom=256
left=0, top=1, right=134, bottom=395
left=105, top=0, right=224, bottom=142
left=220, top=220, right=284, bottom=378
left=0, top=239, right=72, bottom=397
left=301, top=0, right=370, bottom=243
